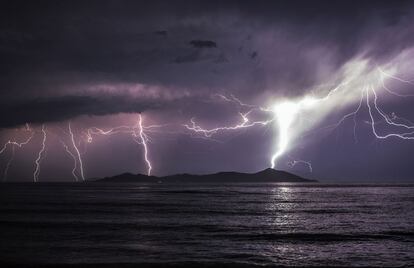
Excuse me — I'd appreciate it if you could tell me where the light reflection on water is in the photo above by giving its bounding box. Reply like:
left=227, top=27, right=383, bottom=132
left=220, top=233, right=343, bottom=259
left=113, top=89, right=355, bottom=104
left=0, top=183, right=413, bottom=266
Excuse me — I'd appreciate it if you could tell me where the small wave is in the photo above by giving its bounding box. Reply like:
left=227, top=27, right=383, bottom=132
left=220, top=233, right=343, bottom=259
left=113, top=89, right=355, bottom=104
left=213, top=232, right=400, bottom=242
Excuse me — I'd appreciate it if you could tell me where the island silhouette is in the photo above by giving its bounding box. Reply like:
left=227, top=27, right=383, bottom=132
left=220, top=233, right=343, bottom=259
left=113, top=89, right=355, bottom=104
left=95, top=168, right=316, bottom=183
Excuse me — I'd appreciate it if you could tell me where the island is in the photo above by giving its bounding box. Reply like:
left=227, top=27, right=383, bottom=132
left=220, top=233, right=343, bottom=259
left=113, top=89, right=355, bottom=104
left=94, top=168, right=317, bottom=183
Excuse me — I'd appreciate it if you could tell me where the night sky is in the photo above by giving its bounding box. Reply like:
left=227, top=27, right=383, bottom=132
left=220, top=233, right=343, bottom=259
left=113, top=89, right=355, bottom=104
left=1, top=0, right=414, bottom=182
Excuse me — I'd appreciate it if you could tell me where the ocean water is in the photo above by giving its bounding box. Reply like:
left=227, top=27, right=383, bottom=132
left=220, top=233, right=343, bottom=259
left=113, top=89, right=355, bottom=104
left=0, top=183, right=413, bottom=267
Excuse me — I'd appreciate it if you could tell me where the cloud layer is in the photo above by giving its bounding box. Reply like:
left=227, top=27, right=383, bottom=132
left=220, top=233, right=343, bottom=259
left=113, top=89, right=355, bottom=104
left=1, top=1, right=414, bottom=181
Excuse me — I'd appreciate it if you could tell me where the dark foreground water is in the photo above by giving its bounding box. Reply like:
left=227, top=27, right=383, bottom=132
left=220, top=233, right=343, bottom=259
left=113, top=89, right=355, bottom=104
left=0, top=183, right=413, bottom=267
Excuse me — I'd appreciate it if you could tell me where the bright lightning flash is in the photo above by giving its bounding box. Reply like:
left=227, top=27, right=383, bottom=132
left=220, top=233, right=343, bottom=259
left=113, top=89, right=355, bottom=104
left=68, top=122, right=85, bottom=181
left=136, top=114, right=152, bottom=176
left=287, top=159, right=313, bottom=173
left=83, top=114, right=156, bottom=176
left=60, top=140, right=80, bottom=182
left=33, top=125, right=47, bottom=182
left=185, top=60, right=414, bottom=173
left=2, top=54, right=414, bottom=181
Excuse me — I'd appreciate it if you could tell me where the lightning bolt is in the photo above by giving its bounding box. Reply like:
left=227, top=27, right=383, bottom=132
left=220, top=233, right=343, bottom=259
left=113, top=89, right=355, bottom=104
left=86, top=126, right=135, bottom=143
left=33, top=125, right=47, bottom=182
left=214, top=93, right=258, bottom=108
left=3, top=146, right=15, bottom=181
left=0, top=125, right=34, bottom=181
left=287, top=159, right=313, bottom=173
left=308, top=91, right=365, bottom=144
left=378, top=67, right=414, bottom=97
left=270, top=101, right=301, bottom=168
left=270, top=70, right=414, bottom=167
left=69, top=122, right=85, bottom=181
left=184, top=112, right=273, bottom=138
left=135, top=114, right=152, bottom=176
left=83, top=113, right=158, bottom=176
left=185, top=63, right=414, bottom=173
left=184, top=95, right=320, bottom=169
left=184, top=93, right=274, bottom=138
left=60, top=140, right=80, bottom=182
left=366, top=86, right=414, bottom=139
left=0, top=128, right=34, bottom=155
left=2, top=57, right=414, bottom=181
left=327, top=70, right=414, bottom=142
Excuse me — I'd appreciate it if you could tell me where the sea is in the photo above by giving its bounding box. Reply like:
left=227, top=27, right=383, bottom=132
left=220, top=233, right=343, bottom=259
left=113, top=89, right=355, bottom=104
left=0, top=183, right=413, bottom=267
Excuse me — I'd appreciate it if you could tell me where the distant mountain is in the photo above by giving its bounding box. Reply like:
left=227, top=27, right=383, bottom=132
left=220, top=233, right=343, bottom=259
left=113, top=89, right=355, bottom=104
left=94, top=168, right=316, bottom=183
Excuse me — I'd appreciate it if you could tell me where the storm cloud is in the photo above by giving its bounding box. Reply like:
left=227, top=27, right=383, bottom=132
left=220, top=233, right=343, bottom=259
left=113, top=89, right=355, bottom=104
left=189, top=40, right=217, bottom=48
left=1, top=0, right=414, bottom=181
left=0, top=95, right=161, bottom=128
left=1, top=0, right=414, bottom=125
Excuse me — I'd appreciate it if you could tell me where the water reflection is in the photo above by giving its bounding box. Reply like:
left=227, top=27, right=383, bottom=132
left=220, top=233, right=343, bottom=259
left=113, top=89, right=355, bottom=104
left=0, top=183, right=412, bottom=266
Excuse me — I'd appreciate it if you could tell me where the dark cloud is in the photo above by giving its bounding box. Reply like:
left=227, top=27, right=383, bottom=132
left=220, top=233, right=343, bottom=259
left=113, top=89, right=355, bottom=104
left=1, top=1, right=413, bottom=97
left=1, top=0, right=413, bottom=123
left=250, top=51, right=257, bottom=59
left=173, top=49, right=227, bottom=64
left=189, top=40, right=217, bottom=48
left=154, top=30, right=168, bottom=36
left=0, top=95, right=171, bottom=128
left=1, top=0, right=414, bottom=181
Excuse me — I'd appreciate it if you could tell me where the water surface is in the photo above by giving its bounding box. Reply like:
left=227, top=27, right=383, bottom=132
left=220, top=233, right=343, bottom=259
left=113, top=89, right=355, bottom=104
left=0, top=183, right=413, bottom=267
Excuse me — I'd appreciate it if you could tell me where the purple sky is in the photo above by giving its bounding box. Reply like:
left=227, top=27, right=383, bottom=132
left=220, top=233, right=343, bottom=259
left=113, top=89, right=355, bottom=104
left=1, top=0, right=414, bottom=182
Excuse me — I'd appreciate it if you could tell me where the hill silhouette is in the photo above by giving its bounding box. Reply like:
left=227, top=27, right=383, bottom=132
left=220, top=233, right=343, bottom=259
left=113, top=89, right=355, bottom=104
left=95, top=168, right=316, bottom=183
